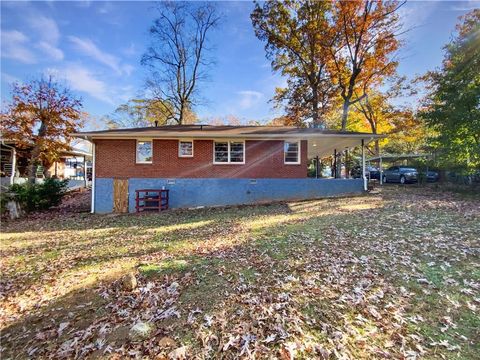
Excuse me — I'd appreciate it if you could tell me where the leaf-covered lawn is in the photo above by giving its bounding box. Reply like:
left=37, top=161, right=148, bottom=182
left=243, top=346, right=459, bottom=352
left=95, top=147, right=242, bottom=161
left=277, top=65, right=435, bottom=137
left=1, top=186, right=479, bottom=359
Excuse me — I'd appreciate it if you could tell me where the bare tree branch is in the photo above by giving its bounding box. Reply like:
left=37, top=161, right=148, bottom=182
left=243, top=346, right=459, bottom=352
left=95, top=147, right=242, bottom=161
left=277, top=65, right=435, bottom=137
left=142, top=1, right=220, bottom=124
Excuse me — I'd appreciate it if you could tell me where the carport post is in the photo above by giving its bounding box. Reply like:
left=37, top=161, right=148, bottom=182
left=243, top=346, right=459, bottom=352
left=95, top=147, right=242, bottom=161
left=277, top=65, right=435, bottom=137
left=379, top=154, right=383, bottom=185
left=333, top=149, right=338, bottom=179
left=361, top=139, right=367, bottom=191
left=84, top=155, right=87, bottom=187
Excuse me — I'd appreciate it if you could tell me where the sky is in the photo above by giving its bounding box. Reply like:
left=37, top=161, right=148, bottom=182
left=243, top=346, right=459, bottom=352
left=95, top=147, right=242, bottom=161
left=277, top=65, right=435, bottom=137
left=1, top=0, right=479, bottom=130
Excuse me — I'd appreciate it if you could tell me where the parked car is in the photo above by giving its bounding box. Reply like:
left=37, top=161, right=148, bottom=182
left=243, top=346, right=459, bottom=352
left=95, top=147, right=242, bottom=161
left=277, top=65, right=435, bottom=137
left=425, top=170, right=440, bottom=182
left=351, top=166, right=381, bottom=180
left=383, top=166, right=418, bottom=184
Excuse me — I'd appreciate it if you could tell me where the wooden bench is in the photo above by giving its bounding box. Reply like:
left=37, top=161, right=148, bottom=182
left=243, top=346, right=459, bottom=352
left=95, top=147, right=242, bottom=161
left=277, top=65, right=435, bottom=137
left=135, top=189, right=169, bottom=212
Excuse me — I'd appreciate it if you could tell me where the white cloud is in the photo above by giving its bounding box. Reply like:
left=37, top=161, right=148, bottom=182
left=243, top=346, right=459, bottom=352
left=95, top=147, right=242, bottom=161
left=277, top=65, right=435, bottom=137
left=1, top=30, right=37, bottom=64
left=121, top=43, right=138, bottom=57
left=97, top=1, right=113, bottom=14
left=38, top=41, right=64, bottom=61
left=69, top=36, right=133, bottom=76
left=1, top=72, right=20, bottom=85
left=28, top=15, right=61, bottom=44
left=76, top=0, right=92, bottom=8
left=52, top=64, right=114, bottom=104
left=27, top=15, right=64, bottom=61
left=450, top=0, right=479, bottom=11
left=398, top=2, right=440, bottom=35
left=237, top=90, right=263, bottom=109
left=121, top=64, right=135, bottom=76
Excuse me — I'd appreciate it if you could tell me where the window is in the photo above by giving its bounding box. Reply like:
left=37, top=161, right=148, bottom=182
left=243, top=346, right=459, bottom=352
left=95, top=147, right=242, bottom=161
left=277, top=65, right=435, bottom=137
left=284, top=141, right=300, bottom=164
left=214, top=141, right=245, bottom=164
left=136, top=140, right=152, bottom=163
left=179, top=140, right=193, bottom=157
left=230, top=142, right=244, bottom=163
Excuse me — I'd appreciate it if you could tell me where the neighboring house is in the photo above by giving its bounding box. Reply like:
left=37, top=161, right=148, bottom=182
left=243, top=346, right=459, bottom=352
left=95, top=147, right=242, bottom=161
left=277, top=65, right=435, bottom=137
left=74, top=125, right=383, bottom=213
left=0, top=140, right=92, bottom=189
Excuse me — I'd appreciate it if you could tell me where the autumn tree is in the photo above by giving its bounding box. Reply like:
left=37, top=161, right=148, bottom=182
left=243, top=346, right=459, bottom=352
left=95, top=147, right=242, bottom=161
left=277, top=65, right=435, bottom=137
left=105, top=99, right=171, bottom=128
left=251, top=0, right=335, bottom=127
left=268, top=115, right=302, bottom=126
left=351, top=91, right=395, bottom=155
left=0, top=76, right=83, bottom=182
left=349, top=77, right=409, bottom=155
left=252, top=1, right=403, bottom=130
left=419, top=9, right=480, bottom=171
left=385, top=109, right=428, bottom=155
left=142, top=2, right=220, bottom=125
left=330, top=0, right=404, bottom=130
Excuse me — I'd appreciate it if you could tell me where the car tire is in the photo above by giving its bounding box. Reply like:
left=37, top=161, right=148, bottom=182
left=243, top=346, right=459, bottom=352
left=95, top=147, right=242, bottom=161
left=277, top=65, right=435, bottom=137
left=383, top=175, right=387, bottom=183
left=400, top=175, right=406, bottom=184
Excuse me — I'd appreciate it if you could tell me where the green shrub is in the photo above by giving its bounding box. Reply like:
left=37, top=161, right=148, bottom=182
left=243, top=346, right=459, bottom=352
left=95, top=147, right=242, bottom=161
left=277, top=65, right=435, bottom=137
left=7, top=178, right=69, bottom=212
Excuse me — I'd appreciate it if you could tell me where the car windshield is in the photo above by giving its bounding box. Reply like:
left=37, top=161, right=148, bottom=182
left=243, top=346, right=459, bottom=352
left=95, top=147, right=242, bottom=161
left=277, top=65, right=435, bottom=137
left=400, top=168, right=417, bottom=172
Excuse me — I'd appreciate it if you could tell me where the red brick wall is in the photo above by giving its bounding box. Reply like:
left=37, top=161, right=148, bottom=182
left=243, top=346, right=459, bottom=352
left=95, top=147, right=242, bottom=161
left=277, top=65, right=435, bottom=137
left=94, top=139, right=307, bottom=179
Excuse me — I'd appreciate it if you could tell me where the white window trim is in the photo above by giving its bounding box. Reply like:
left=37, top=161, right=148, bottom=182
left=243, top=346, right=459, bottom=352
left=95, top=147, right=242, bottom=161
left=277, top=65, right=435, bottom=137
left=178, top=139, right=194, bottom=158
left=136, top=138, right=153, bottom=164
left=213, top=140, right=246, bottom=165
left=284, top=140, right=301, bottom=165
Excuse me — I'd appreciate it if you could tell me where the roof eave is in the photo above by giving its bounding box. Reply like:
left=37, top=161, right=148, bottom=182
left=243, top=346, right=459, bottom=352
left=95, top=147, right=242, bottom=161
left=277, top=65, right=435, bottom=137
left=72, top=132, right=385, bottom=141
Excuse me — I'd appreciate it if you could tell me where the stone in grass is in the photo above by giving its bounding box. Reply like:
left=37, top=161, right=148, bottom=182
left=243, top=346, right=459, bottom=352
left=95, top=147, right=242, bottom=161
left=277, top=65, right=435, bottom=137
left=417, top=278, right=430, bottom=285
left=129, top=321, right=155, bottom=341
left=168, top=345, right=188, bottom=359
left=159, top=336, right=177, bottom=348
left=121, top=273, right=138, bottom=291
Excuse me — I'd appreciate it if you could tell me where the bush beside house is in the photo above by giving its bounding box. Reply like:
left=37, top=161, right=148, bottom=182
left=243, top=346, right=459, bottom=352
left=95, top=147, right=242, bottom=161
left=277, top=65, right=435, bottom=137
left=1, top=178, right=69, bottom=216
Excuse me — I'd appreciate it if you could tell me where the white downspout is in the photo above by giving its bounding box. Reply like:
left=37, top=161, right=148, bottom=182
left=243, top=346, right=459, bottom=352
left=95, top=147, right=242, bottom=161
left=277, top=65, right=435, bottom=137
left=91, top=142, right=95, bottom=213
left=361, top=139, right=367, bottom=191
left=10, top=147, right=16, bottom=185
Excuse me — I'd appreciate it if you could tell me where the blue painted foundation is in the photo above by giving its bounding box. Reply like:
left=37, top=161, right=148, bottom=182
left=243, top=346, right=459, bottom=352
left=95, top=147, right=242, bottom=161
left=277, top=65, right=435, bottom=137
left=94, top=178, right=114, bottom=213
left=94, top=178, right=364, bottom=213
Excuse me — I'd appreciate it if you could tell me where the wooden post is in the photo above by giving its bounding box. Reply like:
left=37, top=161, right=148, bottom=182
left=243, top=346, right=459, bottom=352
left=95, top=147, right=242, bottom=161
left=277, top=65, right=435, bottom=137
left=315, top=156, right=319, bottom=179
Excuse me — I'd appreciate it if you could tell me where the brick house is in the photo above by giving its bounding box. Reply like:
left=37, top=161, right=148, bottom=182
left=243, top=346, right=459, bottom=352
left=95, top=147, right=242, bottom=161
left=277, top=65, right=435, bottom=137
left=74, top=125, right=382, bottom=213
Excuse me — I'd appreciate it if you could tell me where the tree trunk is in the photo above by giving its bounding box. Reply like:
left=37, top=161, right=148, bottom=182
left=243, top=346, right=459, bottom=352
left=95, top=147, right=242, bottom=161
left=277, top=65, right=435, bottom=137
left=27, top=145, right=42, bottom=184
left=374, top=140, right=380, bottom=157
left=178, top=103, right=184, bottom=125
left=336, top=151, right=342, bottom=178
left=341, top=101, right=350, bottom=130
left=312, top=86, right=320, bottom=127
left=27, top=121, right=46, bottom=183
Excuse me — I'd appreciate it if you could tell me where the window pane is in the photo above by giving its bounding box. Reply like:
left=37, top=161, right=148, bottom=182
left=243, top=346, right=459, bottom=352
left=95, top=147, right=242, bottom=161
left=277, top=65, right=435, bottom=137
left=214, top=142, right=228, bottom=162
left=230, top=142, right=244, bottom=162
left=137, top=141, right=152, bottom=162
left=284, top=141, right=299, bottom=163
left=179, top=141, right=193, bottom=156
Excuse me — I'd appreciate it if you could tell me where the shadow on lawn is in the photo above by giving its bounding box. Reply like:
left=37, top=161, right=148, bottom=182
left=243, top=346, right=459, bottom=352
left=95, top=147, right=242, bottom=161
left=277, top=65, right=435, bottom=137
left=0, top=201, right=295, bottom=234
left=1, top=200, right=384, bottom=358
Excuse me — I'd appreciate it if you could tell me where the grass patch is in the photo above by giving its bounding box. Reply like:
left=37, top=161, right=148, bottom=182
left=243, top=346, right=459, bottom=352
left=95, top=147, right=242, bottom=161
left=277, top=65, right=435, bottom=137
left=139, top=259, right=191, bottom=277
left=1, top=186, right=478, bottom=359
